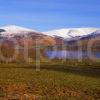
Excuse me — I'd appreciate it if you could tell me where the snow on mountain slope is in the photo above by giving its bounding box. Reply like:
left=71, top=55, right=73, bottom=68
left=0, top=25, right=37, bottom=36
left=92, top=30, right=100, bottom=35
left=43, top=28, right=100, bottom=39
left=0, top=25, right=100, bottom=40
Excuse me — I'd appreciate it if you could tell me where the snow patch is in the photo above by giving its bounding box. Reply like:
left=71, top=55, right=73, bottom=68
left=0, top=25, right=37, bottom=36
left=43, top=28, right=100, bottom=39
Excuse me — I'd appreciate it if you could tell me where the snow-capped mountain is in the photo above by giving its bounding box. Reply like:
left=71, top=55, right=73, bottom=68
left=92, top=30, right=100, bottom=35
left=43, top=28, right=100, bottom=39
left=0, top=25, right=100, bottom=42
left=0, top=25, right=56, bottom=46
left=0, top=25, right=37, bottom=37
left=78, top=29, right=100, bottom=40
left=0, top=25, right=99, bottom=54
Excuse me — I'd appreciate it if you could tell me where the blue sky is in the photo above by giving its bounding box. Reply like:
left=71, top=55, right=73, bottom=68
left=0, top=0, right=100, bottom=31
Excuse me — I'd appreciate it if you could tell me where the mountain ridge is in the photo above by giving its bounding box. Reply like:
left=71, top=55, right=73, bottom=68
left=0, top=25, right=100, bottom=40
left=43, top=28, right=100, bottom=39
left=0, top=25, right=37, bottom=37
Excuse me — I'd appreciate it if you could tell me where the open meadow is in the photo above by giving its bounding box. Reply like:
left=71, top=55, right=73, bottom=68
left=0, top=60, right=100, bottom=99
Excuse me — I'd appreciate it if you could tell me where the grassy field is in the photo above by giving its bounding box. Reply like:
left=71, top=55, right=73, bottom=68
left=0, top=61, right=100, bottom=99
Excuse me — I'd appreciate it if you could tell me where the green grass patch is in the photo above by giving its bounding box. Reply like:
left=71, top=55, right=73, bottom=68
left=0, top=63, right=99, bottom=99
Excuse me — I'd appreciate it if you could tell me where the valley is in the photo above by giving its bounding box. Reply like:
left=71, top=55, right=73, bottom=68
left=0, top=25, right=100, bottom=99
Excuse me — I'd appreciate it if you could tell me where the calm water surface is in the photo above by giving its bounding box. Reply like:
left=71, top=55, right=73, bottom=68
left=45, top=50, right=100, bottom=59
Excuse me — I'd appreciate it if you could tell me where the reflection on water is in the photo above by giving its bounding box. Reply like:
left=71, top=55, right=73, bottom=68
left=45, top=50, right=100, bottom=59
